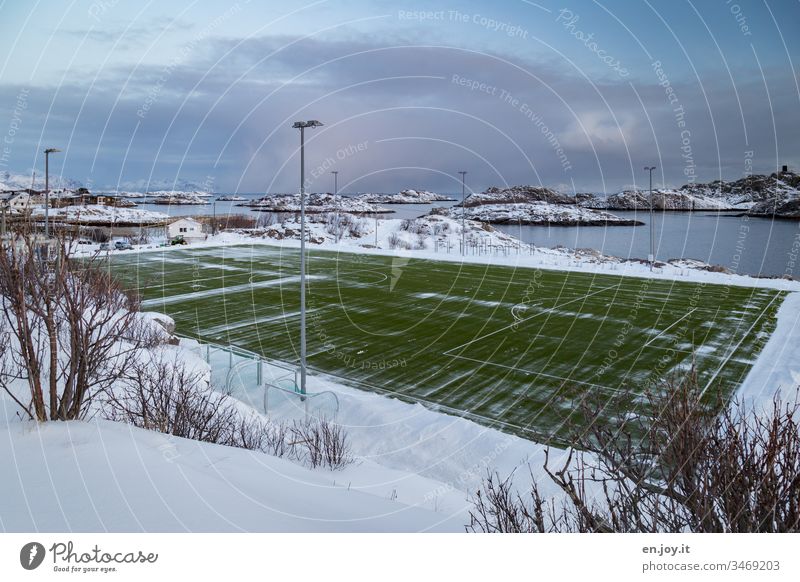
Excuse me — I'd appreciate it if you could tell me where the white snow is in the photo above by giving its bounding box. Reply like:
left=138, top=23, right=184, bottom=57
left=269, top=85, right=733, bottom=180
left=30, top=204, right=169, bottom=225
left=360, top=189, right=456, bottom=204
left=241, top=193, right=389, bottom=214
left=737, top=291, right=800, bottom=409
left=443, top=201, right=639, bottom=225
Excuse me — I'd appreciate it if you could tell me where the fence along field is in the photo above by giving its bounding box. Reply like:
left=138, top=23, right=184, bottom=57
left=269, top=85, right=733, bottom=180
left=110, top=245, right=783, bottom=445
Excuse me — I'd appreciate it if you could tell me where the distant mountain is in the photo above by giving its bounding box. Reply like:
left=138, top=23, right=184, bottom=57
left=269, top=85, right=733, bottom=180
left=113, top=178, right=210, bottom=194
left=0, top=170, right=83, bottom=191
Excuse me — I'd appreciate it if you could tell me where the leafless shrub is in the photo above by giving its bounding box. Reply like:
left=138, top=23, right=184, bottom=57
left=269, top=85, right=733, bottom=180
left=387, top=232, right=412, bottom=250
left=125, top=230, right=150, bottom=246
left=346, top=216, right=368, bottom=238
left=290, top=418, right=353, bottom=469
left=400, top=219, right=431, bottom=236
left=432, top=222, right=451, bottom=235
left=218, top=214, right=257, bottom=230
left=468, top=372, right=800, bottom=533
left=103, top=355, right=238, bottom=443
left=89, top=228, right=110, bottom=243
left=257, top=213, right=277, bottom=228
left=0, top=235, right=150, bottom=421
left=468, top=470, right=555, bottom=533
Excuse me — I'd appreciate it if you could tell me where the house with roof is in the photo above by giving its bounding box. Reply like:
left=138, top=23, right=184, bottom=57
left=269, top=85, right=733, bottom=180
left=0, top=191, right=38, bottom=212
left=167, top=217, right=206, bottom=242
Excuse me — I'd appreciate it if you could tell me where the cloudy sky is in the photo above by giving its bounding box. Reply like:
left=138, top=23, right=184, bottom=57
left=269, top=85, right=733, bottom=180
left=0, top=0, right=798, bottom=194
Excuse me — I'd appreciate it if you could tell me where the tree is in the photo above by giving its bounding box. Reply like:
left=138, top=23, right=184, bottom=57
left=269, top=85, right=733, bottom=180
left=0, top=234, right=153, bottom=421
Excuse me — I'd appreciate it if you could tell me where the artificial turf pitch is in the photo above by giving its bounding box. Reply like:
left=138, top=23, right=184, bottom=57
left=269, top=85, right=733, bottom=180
left=111, top=245, right=783, bottom=444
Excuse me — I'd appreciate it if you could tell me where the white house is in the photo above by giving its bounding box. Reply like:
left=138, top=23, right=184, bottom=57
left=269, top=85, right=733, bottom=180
left=167, top=217, right=205, bottom=242
left=1, top=192, right=35, bottom=211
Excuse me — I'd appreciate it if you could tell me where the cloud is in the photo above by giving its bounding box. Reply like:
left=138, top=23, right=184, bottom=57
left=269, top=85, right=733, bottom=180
left=0, top=31, right=797, bottom=193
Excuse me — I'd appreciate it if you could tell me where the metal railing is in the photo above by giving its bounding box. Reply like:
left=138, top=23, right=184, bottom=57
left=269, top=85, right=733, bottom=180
left=177, top=333, right=339, bottom=420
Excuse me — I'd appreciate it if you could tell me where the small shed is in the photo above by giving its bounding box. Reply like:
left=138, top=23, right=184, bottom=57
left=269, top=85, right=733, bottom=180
left=167, top=217, right=205, bottom=242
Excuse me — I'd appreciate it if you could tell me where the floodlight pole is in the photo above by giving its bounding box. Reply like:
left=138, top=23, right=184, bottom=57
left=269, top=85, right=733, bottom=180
left=331, top=170, right=339, bottom=242
left=458, top=171, right=467, bottom=255
left=644, top=166, right=656, bottom=271
left=293, top=120, right=323, bottom=396
left=44, top=148, right=61, bottom=239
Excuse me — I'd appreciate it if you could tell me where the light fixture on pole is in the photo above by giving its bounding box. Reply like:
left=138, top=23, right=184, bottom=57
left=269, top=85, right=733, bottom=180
left=44, top=148, right=61, bottom=239
left=644, top=166, right=656, bottom=271
left=292, top=120, right=323, bottom=396
left=331, top=170, right=339, bottom=242
left=458, top=171, right=467, bottom=255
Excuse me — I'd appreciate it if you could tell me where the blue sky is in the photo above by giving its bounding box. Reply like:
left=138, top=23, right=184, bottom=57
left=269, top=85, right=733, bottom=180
left=1, top=0, right=798, bottom=193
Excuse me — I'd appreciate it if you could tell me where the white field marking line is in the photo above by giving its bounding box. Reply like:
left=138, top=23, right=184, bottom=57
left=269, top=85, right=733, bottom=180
left=699, top=291, right=783, bottom=398
left=442, top=283, right=621, bottom=356
left=446, top=353, right=626, bottom=394
left=642, top=307, right=698, bottom=347
left=201, top=307, right=324, bottom=336
left=141, top=274, right=324, bottom=307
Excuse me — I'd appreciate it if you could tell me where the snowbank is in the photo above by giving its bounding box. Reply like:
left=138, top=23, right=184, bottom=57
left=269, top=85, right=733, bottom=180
left=31, top=204, right=169, bottom=225
left=737, top=291, right=800, bottom=409
left=0, top=411, right=463, bottom=532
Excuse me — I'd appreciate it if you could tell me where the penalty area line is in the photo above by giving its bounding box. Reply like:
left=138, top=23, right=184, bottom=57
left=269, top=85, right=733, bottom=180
left=443, top=283, right=621, bottom=357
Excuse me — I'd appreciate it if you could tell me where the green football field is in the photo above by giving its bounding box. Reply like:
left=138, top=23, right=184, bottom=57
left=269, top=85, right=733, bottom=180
left=111, top=244, right=784, bottom=444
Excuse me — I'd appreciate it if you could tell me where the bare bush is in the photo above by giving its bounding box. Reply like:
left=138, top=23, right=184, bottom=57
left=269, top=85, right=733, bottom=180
left=257, top=213, right=277, bottom=228
left=387, top=232, right=412, bottom=250
left=432, top=222, right=451, bottom=236
left=89, top=228, right=110, bottom=243
left=469, top=471, right=555, bottom=533
left=125, top=230, right=150, bottom=246
left=400, top=219, right=431, bottom=236
left=289, top=418, right=353, bottom=469
left=103, top=355, right=240, bottom=443
left=324, top=213, right=367, bottom=239
left=345, top=216, right=368, bottom=238
left=468, top=373, right=800, bottom=533
left=0, top=236, right=149, bottom=420
left=218, top=214, right=257, bottom=230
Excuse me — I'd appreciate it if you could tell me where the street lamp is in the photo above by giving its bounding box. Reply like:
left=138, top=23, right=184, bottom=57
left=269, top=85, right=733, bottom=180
left=292, top=120, right=323, bottom=395
left=458, top=171, right=467, bottom=255
left=331, top=170, right=339, bottom=242
left=644, top=166, right=656, bottom=271
left=44, top=148, right=61, bottom=239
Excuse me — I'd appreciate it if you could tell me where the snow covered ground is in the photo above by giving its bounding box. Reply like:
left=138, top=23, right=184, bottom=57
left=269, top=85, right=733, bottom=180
left=30, top=204, right=169, bottom=225
left=8, top=212, right=798, bottom=532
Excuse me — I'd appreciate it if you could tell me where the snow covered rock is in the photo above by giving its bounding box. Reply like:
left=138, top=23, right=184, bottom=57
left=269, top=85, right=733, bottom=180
left=441, top=202, right=643, bottom=226
left=581, top=190, right=734, bottom=211
left=240, top=193, right=390, bottom=214
left=359, top=189, right=456, bottom=204
left=462, top=185, right=575, bottom=207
